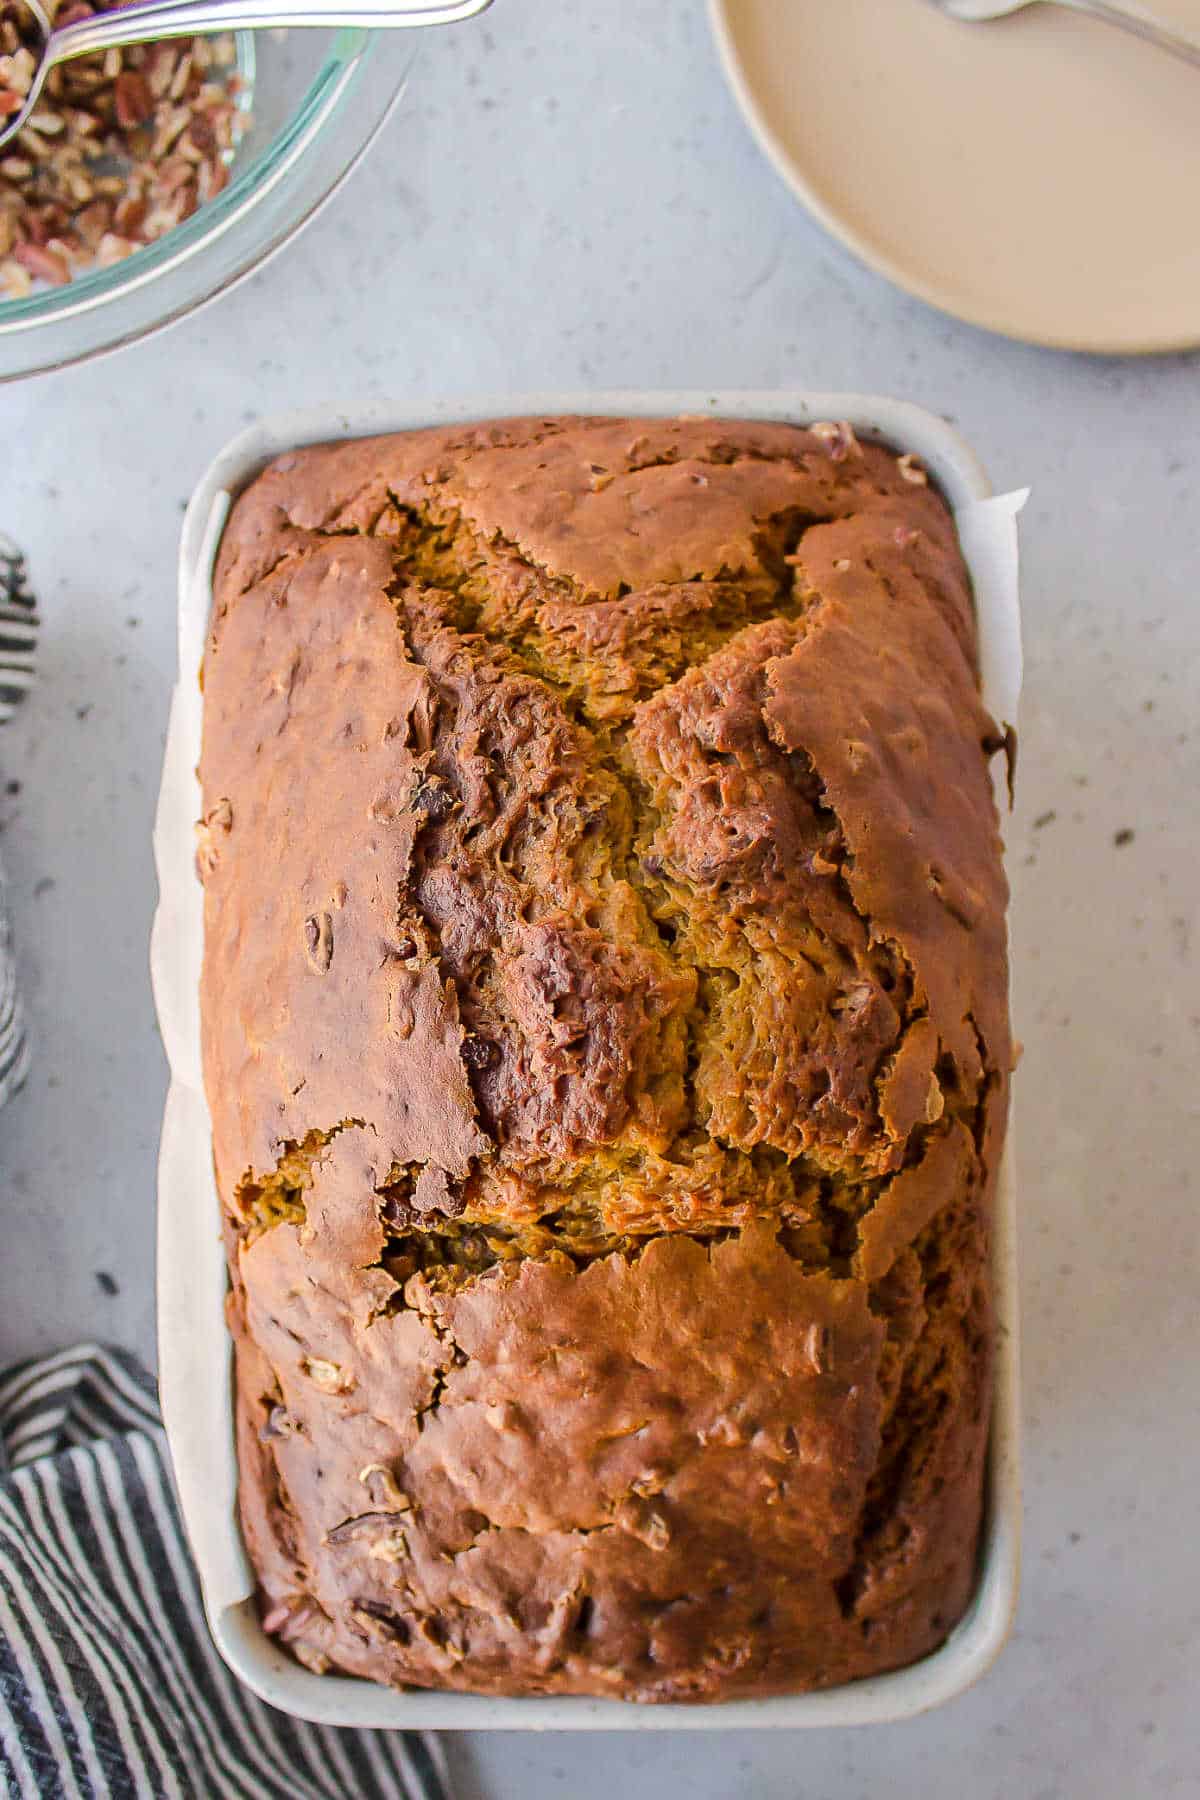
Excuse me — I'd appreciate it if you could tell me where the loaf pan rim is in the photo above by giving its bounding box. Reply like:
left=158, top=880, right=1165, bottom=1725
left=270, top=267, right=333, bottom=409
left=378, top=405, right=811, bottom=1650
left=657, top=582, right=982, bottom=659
left=155, top=389, right=1022, bottom=1729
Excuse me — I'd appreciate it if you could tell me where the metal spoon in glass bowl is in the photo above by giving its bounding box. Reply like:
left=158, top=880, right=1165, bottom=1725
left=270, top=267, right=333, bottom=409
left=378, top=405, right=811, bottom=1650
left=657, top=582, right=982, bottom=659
left=0, top=0, right=491, bottom=150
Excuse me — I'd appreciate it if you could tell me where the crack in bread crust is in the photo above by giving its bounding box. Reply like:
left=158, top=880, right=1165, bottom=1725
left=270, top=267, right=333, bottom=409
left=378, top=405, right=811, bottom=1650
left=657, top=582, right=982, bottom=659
left=203, top=415, right=1010, bottom=1704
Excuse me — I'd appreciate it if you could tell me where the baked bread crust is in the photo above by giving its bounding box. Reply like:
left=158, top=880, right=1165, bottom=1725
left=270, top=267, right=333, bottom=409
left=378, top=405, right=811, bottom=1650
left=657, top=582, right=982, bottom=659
left=199, top=415, right=1010, bottom=1703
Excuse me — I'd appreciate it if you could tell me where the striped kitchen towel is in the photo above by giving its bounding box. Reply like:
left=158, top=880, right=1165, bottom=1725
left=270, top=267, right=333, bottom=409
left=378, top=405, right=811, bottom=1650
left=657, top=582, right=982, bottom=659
left=0, top=1345, right=452, bottom=1800
left=0, top=857, right=29, bottom=1112
left=0, top=530, right=38, bottom=1107
left=0, top=536, right=37, bottom=728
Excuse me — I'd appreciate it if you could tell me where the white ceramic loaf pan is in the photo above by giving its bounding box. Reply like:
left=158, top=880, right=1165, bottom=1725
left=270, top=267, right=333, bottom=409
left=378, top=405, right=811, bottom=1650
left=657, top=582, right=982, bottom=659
left=153, top=392, right=1024, bottom=1730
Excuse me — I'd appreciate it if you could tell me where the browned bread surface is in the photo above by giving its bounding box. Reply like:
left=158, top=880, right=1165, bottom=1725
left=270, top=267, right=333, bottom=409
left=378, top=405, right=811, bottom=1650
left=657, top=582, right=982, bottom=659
left=200, top=414, right=1010, bottom=1703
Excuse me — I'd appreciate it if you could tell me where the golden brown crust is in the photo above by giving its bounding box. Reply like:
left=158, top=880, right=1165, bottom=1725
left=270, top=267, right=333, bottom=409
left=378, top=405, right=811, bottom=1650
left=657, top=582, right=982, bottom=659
left=200, top=414, right=1009, bottom=1703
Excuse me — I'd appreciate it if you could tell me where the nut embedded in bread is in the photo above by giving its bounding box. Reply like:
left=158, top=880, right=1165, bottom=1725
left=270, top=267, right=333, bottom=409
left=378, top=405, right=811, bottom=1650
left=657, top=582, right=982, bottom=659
left=198, top=414, right=1010, bottom=1703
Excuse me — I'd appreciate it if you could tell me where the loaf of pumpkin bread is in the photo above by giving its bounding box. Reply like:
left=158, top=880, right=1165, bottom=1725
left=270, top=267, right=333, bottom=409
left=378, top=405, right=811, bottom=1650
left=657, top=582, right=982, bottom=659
left=198, top=414, right=1010, bottom=1703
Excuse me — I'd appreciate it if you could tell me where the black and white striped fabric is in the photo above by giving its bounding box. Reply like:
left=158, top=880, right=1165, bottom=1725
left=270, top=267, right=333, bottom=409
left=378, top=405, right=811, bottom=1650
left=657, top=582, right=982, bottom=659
left=0, top=530, right=37, bottom=1107
left=0, top=536, right=38, bottom=727
left=0, top=858, right=29, bottom=1113
left=0, top=1345, right=452, bottom=1800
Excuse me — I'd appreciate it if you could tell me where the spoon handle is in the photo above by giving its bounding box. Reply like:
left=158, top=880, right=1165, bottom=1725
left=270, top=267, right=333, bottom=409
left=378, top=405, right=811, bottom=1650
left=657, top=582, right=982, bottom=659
left=46, top=0, right=488, bottom=59
left=1058, top=0, right=1200, bottom=69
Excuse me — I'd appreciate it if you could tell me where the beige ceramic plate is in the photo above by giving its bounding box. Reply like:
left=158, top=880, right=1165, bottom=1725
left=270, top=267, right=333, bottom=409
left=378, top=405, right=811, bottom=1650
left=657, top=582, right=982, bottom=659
left=712, top=0, right=1200, bottom=352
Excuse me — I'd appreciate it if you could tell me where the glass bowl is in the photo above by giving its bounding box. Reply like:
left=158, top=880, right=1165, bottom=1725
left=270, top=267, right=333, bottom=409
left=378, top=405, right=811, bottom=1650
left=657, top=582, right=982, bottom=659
left=0, top=27, right=416, bottom=379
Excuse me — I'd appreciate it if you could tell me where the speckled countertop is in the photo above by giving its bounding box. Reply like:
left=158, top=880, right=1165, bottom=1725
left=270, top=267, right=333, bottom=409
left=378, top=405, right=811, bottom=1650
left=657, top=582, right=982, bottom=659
left=0, top=3, right=1196, bottom=1795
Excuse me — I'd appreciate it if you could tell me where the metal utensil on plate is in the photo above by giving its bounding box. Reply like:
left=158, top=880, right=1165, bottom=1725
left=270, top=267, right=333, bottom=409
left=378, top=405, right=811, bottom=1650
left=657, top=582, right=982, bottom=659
left=0, top=0, right=491, bottom=150
left=928, top=0, right=1200, bottom=67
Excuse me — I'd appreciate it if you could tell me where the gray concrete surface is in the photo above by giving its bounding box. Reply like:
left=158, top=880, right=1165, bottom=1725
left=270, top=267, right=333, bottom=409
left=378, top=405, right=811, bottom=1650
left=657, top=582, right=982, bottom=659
left=1, top=3, right=1197, bottom=1795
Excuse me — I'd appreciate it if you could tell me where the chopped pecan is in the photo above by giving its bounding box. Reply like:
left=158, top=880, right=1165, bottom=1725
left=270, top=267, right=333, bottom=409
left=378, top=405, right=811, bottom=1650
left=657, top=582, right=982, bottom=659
left=304, top=912, right=333, bottom=974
